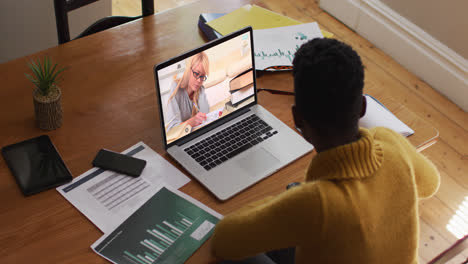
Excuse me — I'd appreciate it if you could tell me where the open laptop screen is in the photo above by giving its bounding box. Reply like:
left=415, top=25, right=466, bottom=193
left=154, top=28, right=256, bottom=147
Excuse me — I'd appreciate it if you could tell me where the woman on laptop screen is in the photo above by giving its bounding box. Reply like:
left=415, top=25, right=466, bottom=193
left=165, top=52, right=210, bottom=132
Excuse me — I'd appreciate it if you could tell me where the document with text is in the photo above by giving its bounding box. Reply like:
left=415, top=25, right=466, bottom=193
left=57, top=142, right=190, bottom=233
left=253, top=22, right=323, bottom=70
left=92, top=186, right=222, bottom=264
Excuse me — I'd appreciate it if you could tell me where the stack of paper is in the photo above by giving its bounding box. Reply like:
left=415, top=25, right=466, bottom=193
left=253, top=23, right=323, bottom=70
left=92, top=186, right=221, bottom=264
left=206, top=4, right=332, bottom=37
left=58, top=142, right=222, bottom=263
left=57, top=142, right=191, bottom=233
left=199, top=4, right=330, bottom=71
left=360, top=95, right=414, bottom=137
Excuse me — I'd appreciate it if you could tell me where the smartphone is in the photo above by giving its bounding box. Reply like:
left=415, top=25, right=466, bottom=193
left=92, top=149, right=146, bottom=177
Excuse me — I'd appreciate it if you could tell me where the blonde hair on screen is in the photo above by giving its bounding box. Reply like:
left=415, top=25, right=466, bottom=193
left=167, top=52, right=210, bottom=118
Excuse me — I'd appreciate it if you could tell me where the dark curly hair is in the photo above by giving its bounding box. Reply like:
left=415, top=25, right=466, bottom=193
left=293, top=38, right=364, bottom=135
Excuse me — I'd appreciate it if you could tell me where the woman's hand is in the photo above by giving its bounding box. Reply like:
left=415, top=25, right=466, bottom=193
left=186, top=112, right=207, bottom=127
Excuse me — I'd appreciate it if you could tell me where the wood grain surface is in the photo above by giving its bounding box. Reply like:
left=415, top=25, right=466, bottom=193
left=0, top=0, right=454, bottom=263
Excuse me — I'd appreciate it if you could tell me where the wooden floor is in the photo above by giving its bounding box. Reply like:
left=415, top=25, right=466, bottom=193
left=113, top=0, right=468, bottom=263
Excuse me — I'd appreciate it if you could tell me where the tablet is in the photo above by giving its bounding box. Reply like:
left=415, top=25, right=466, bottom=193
left=2, top=135, right=72, bottom=196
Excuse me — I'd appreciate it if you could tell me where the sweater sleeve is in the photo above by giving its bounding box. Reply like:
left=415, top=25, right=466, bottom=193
left=411, top=151, right=440, bottom=198
left=211, top=184, right=323, bottom=260
left=165, top=82, right=183, bottom=131
left=382, top=128, right=440, bottom=199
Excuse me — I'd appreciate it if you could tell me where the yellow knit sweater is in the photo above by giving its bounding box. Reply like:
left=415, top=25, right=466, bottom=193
left=212, top=127, right=440, bottom=263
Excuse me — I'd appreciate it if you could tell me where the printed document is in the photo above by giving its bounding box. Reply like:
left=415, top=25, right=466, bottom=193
left=359, top=95, right=414, bottom=137
left=92, top=186, right=221, bottom=264
left=57, top=142, right=190, bottom=233
left=254, top=22, right=323, bottom=70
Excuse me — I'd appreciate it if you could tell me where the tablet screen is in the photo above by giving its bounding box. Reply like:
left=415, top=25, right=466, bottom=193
left=2, top=135, right=72, bottom=196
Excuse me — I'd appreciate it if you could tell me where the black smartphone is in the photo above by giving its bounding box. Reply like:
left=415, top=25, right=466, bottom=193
left=92, top=149, right=146, bottom=177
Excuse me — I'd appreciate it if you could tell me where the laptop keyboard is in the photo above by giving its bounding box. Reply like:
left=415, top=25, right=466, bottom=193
left=184, top=114, right=278, bottom=171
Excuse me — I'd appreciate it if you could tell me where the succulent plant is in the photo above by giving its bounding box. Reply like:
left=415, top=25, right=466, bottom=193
left=25, top=56, right=66, bottom=96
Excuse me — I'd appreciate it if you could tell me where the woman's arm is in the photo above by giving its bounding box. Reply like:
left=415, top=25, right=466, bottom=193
left=411, top=151, right=440, bottom=199
left=165, top=81, right=184, bottom=131
left=383, top=128, right=440, bottom=199
left=186, top=112, right=207, bottom=127
left=165, top=98, right=182, bottom=131
left=211, top=185, right=323, bottom=260
left=185, top=87, right=209, bottom=127
left=197, top=86, right=210, bottom=114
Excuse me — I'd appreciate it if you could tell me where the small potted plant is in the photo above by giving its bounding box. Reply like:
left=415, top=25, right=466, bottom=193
left=25, top=56, right=66, bottom=130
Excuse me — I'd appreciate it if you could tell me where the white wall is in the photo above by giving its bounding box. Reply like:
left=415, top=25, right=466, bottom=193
left=381, top=0, right=468, bottom=60
left=0, top=0, right=111, bottom=64
left=319, top=0, right=468, bottom=112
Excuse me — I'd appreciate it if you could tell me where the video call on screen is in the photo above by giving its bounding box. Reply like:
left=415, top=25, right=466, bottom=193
left=158, top=32, right=255, bottom=144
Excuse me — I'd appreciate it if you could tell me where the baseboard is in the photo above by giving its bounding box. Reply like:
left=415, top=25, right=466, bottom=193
left=319, top=0, right=468, bottom=112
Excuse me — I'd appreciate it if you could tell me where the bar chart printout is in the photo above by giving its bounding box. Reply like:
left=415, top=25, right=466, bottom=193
left=92, top=187, right=221, bottom=264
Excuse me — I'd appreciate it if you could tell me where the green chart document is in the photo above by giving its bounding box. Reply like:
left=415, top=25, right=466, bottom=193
left=92, top=187, right=221, bottom=264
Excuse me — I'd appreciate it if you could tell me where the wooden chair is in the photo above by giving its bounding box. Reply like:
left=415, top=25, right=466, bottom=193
left=53, top=0, right=154, bottom=44
left=428, top=235, right=468, bottom=264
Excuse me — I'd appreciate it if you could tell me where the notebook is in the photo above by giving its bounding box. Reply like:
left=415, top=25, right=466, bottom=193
left=153, top=27, right=313, bottom=201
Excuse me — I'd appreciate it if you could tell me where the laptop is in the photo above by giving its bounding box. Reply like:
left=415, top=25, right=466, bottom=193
left=153, top=27, right=313, bottom=201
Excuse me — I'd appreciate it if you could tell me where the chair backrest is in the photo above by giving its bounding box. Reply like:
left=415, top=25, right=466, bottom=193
left=53, top=0, right=154, bottom=44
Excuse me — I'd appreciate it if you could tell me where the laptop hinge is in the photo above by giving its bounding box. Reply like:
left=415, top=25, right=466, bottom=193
left=176, top=107, right=251, bottom=147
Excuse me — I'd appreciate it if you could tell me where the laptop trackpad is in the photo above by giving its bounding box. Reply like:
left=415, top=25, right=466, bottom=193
left=235, top=147, right=279, bottom=177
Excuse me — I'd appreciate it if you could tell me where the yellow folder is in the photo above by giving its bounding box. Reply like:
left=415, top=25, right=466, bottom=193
left=206, top=4, right=333, bottom=38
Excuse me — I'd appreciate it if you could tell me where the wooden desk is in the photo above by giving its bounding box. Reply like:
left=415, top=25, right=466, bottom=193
left=0, top=0, right=438, bottom=263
